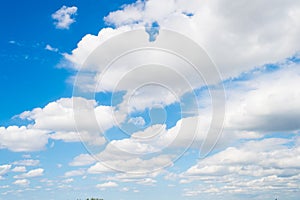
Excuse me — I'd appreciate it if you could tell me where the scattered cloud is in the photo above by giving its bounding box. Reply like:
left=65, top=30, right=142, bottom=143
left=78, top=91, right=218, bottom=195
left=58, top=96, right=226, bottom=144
left=52, top=5, right=78, bottom=29
left=137, top=178, right=157, bottom=186
left=14, top=168, right=44, bottom=179
left=12, top=166, right=26, bottom=173
left=13, top=179, right=30, bottom=187
left=180, top=137, right=300, bottom=196
left=62, top=178, right=74, bottom=183
left=2, top=0, right=300, bottom=199
left=12, top=159, right=40, bottom=166
left=96, top=181, right=118, bottom=189
left=69, top=154, right=96, bottom=166
left=88, top=152, right=174, bottom=174
left=45, top=44, right=58, bottom=52
left=0, top=165, right=11, bottom=177
left=128, top=116, right=145, bottom=126
left=64, top=169, right=85, bottom=177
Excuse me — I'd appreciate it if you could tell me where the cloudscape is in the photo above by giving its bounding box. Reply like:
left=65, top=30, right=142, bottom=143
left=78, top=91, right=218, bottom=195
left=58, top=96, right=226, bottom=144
left=1, top=0, right=300, bottom=200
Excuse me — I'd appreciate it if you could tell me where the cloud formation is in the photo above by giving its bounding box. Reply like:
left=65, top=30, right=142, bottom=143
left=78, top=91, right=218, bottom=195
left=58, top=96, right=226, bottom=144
left=14, top=168, right=44, bottom=179
left=52, top=5, right=78, bottom=29
left=0, top=126, right=48, bottom=152
left=181, top=137, right=300, bottom=197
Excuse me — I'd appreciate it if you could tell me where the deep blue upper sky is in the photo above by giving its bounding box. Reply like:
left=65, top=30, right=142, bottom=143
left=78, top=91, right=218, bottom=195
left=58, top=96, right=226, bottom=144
left=0, top=0, right=136, bottom=124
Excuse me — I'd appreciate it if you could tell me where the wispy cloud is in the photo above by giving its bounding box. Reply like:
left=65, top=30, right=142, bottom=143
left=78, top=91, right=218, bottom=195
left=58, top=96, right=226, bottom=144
left=45, top=44, right=58, bottom=52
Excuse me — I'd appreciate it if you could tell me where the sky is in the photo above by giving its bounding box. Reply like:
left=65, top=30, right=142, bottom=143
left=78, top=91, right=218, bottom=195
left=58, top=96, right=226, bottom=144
left=0, top=0, right=300, bottom=200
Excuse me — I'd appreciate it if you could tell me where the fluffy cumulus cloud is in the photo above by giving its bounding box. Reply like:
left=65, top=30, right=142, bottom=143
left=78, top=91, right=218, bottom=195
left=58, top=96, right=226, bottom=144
left=0, top=97, right=123, bottom=152
left=19, top=97, right=121, bottom=147
left=66, top=0, right=300, bottom=78
left=52, top=5, right=78, bottom=29
left=81, top=60, right=300, bottom=165
left=14, top=168, right=44, bottom=179
left=60, top=0, right=300, bottom=138
left=104, top=0, right=300, bottom=77
left=224, top=62, right=300, bottom=133
left=181, top=137, right=300, bottom=197
left=0, top=126, right=48, bottom=152
left=63, top=26, right=131, bottom=67
left=88, top=149, right=174, bottom=175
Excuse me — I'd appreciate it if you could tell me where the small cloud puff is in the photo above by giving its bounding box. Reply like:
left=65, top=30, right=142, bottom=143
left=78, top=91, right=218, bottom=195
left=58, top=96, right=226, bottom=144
left=45, top=44, right=58, bottom=52
left=128, top=116, right=146, bottom=126
left=52, top=5, right=78, bottom=29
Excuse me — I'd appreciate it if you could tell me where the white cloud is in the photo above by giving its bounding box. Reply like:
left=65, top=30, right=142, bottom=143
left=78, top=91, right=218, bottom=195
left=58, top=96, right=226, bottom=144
left=12, top=166, right=26, bottom=173
left=64, top=169, right=85, bottom=177
left=87, top=162, right=112, bottom=174
left=88, top=152, right=174, bottom=174
left=96, top=181, right=118, bottom=189
left=14, top=168, right=44, bottom=179
left=52, top=5, right=78, bottom=29
left=12, top=159, right=40, bottom=166
left=0, top=165, right=11, bottom=176
left=63, top=26, right=131, bottom=67
left=0, top=97, right=124, bottom=152
left=107, top=171, right=161, bottom=183
left=224, top=62, right=300, bottom=133
left=89, top=112, right=217, bottom=163
left=62, top=178, right=74, bottom=183
left=13, top=179, right=30, bottom=187
left=1, top=1, right=300, bottom=197
left=20, top=98, right=87, bottom=132
left=181, top=137, right=300, bottom=196
left=137, top=178, right=157, bottom=186
left=20, top=97, right=122, bottom=147
left=45, top=44, right=58, bottom=52
left=0, top=126, right=48, bottom=152
left=49, top=131, right=81, bottom=143
left=69, top=154, right=96, bottom=166
left=66, top=0, right=300, bottom=78
left=84, top=60, right=300, bottom=179
left=61, top=0, right=300, bottom=126
left=104, top=0, right=300, bottom=78
left=65, top=29, right=217, bottom=115
left=128, top=116, right=145, bottom=126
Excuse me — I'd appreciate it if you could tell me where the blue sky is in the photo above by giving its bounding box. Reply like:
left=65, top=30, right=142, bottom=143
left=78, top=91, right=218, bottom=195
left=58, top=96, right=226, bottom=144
left=1, top=0, right=300, bottom=200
